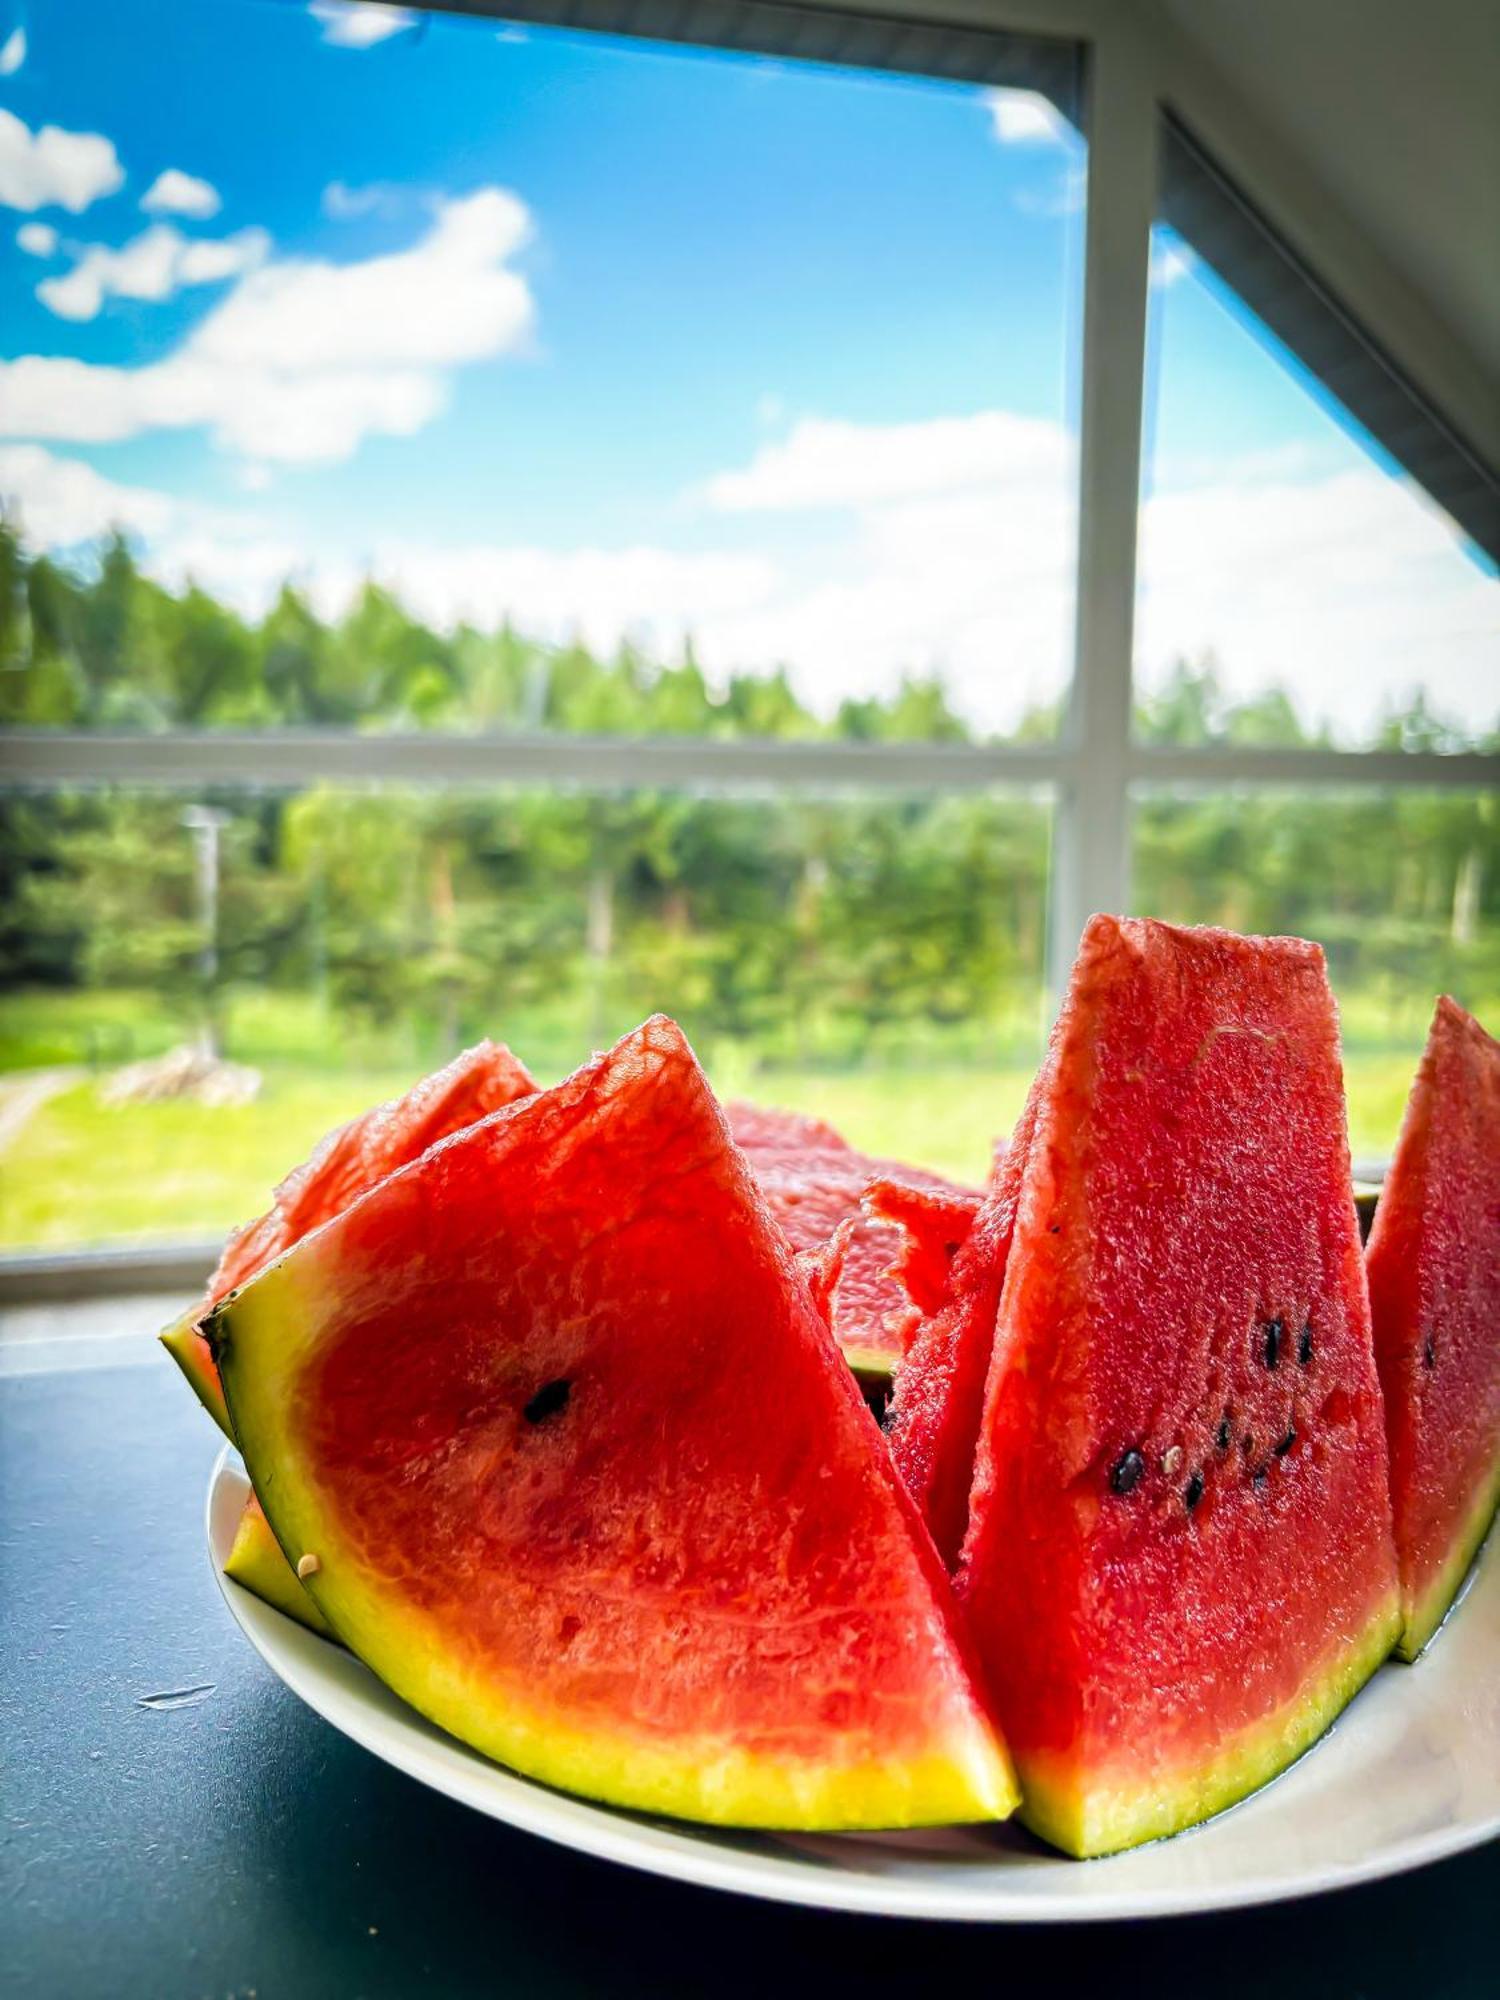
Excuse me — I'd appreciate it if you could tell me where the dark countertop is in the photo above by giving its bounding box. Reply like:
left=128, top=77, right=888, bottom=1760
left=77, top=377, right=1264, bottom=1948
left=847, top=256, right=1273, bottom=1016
left=2, top=1335, right=1494, bottom=2000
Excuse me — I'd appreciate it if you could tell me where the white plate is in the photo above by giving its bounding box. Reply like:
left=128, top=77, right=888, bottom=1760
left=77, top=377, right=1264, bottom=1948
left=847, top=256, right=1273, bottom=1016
left=207, top=1449, right=1499, bottom=1921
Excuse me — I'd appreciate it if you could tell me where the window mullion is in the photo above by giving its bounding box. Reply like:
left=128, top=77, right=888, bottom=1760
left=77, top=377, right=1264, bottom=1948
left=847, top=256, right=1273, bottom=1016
left=1048, top=19, right=1157, bottom=999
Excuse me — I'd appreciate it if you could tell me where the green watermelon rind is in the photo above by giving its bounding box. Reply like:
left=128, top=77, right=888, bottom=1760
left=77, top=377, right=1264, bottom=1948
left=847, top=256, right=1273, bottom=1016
left=1020, top=1590, right=1401, bottom=1859
left=1398, top=1450, right=1500, bottom=1663
left=161, top=1311, right=234, bottom=1439
left=223, top=1490, right=332, bottom=1636
left=211, top=1221, right=1017, bottom=1834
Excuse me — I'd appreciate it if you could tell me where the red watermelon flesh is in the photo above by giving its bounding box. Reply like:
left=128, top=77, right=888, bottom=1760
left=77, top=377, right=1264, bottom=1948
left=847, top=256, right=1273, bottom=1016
left=957, top=917, right=1400, bottom=1856
left=862, top=1177, right=990, bottom=1321
left=162, top=1040, right=537, bottom=1435
left=211, top=1017, right=1017, bottom=1830
left=727, top=1112, right=983, bottom=1376
left=883, top=1081, right=1043, bottom=1567
left=725, top=1099, right=851, bottom=1154
left=1366, top=996, right=1500, bottom=1660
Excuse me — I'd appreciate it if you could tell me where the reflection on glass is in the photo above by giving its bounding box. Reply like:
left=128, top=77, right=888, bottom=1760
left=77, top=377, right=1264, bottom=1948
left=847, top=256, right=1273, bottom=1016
left=0, top=1, right=1084, bottom=740
left=1135, top=223, right=1499, bottom=752
left=0, top=785, right=1052, bottom=1247
left=1132, top=786, right=1499, bottom=1155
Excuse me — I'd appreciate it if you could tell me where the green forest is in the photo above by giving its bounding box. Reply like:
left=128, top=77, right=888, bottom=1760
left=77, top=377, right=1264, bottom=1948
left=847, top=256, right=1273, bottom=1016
left=1, top=523, right=1496, bottom=1245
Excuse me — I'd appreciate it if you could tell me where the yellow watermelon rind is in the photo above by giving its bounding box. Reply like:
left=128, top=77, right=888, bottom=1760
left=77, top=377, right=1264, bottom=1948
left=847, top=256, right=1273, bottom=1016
left=212, top=1250, right=1017, bottom=1834
left=161, top=1311, right=234, bottom=1439
left=223, top=1492, right=332, bottom=1636
left=1398, top=1447, right=1500, bottom=1662
left=1018, top=1591, right=1401, bottom=1858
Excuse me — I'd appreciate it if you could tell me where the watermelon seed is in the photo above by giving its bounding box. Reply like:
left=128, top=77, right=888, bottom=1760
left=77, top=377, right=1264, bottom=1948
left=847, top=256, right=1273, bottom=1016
left=1252, top=1468, right=1269, bottom=1490
left=1109, top=1449, right=1146, bottom=1496
left=1422, top=1337, right=1437, bottom=1370
left=1263, top=1319, right=1284, bottom=1368
left=1297, top=1322, right=1314, bottom=1366
left=524, top=1378, right=572, bottom=1424
left=1216, top=1414, right=1232, bottom=1453
left=1242, top=1432, right=1255, bottom=1458
left=1162, top=1445, right=1183, bottom=1476
left=296, top=1553, right=321, bottom=1580
left=1184, top=1471, right=1205, bottom=1513
left=1274, top=1427, right=1297, bottom=1456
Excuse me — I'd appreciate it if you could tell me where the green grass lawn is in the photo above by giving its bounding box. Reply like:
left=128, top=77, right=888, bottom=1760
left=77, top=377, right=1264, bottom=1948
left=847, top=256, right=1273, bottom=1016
left=0, top=1048, right=1417, bottom=1252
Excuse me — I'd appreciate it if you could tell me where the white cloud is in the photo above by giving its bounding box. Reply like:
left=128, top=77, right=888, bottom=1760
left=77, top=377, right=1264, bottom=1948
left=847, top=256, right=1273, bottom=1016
left=705, top=409, right=1069, bottom=512
left=0, top=108, right=124, bottom=213
left=0, top=350, right=440, bottom=462
left=0, top=25, right=25, bottom=75
left=321, top=178, right=404, bottom=221
left=36, top=222, right=269, bottom=321
left=0, top=442, right=174, bottom=545
left=366, top=543, right=776, bottom=653
left=141, top=167, right=222, bottom=219
left=310, top=3, right=417, bottom=48
left=192, top=189, right=531, bottom=370
left=1135, top=463, right=1498, bottom=739
left=0, top=189, right=534, bottom=464
left=17, top=220, right=57, bottom=256
left=986, top=90, right=1067, bottom=146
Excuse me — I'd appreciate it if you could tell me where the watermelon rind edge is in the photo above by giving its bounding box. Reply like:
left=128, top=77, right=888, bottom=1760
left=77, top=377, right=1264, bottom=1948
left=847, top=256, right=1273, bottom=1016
left=161, top=1311, right=234, bottom=1440
left=1397, top=1451, right=1500, bottom=1663
left=1017, top=1590, right=1402, bottom=1859
left=223, top=1492, right=332, bottom=1637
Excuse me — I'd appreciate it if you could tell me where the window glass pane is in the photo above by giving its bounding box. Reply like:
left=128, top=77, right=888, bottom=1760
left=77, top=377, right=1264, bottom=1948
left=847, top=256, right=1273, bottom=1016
left=1132, top=786, right=1499, bottom=1158
left=0, top=783, right=1050, bottom=1249
left=1135, top=222, right=1499, bottom=752
left=0, top=2, right=1084, bottom=742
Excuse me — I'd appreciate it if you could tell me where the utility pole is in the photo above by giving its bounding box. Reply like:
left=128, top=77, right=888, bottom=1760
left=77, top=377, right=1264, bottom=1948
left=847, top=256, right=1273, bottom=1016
left=182, top=805, right=226, bottom=1058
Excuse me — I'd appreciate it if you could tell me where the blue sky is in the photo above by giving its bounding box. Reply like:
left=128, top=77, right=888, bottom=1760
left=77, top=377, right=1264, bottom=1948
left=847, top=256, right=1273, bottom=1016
left=0, top=0, right=1492, bottom=738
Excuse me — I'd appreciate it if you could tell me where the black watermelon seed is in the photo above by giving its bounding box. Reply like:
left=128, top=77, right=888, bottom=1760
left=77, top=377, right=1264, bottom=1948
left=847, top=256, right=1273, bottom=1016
left=1216, top=1414, right=1232, bottom=1453
left=1274, top=1427, right=1297, bottom=1457
left=1252, top=1467, right=1269, bottom=1490
left=1263, top=1318, right=1285, bottom=1368
left=1109, top=1449, right=1146, bottom=1496
left=1297, top=1322, right=1314, bottom=1366
left=1184, top=1471, right=1205, bottom=1513
left=1423, top=1336, right=1437, bottom=1370
left=523, top=1378, right=572, bottom=1425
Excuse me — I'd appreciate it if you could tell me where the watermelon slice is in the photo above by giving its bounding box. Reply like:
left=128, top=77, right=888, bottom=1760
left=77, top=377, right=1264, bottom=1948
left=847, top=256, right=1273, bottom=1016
left=884, top=1077, right=1043, bottom=1567
left=1365, top=996, right=1500, bottom=1660
left=210, top=1017, right=1016, bottom=1830
left=162, top=1039, right=537, bottom=1435
left=728, top=1106, right=983, bottom=1380
left=223, top=1492, right=331, bottom=1636
left=950, top=918, right=1401, bottom=1856
left=724, top=1099, right=851, bottom=1154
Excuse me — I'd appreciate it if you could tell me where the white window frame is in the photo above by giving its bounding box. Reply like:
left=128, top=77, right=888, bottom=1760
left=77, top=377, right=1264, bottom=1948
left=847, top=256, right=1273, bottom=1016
left=1, top=0, right=1495, bottom=1294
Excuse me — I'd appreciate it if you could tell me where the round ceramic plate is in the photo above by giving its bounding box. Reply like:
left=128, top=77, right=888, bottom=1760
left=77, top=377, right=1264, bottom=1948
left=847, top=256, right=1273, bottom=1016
left=208, top=1450, right=1498, bottom=1921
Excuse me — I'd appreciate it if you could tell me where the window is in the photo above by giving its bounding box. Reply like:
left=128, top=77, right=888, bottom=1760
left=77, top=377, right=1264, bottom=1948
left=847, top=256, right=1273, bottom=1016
left=1127, top=106, right=1498, bottom=1127
left=0, top=1, right=1085, bottom=743
left=0, top=2, right=1495, bottom=1271
left=1136, top=219, right=1497, bottom=752
left=0, top=780, right=1050, bottom=1249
